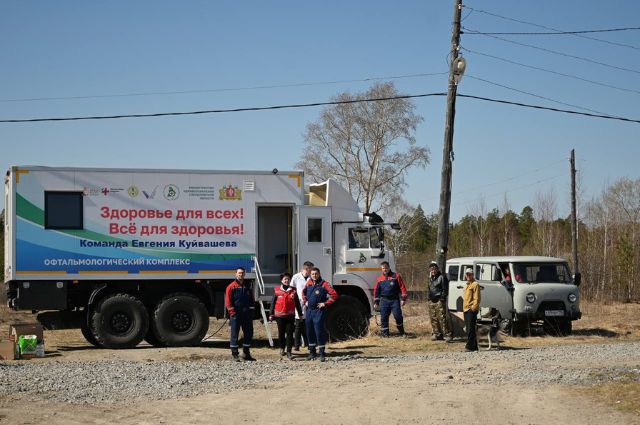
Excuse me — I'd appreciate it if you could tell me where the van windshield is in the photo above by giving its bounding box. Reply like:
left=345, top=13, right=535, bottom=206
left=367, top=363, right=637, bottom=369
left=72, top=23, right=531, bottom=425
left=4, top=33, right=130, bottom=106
left=511, top=263, right=571, bottom=284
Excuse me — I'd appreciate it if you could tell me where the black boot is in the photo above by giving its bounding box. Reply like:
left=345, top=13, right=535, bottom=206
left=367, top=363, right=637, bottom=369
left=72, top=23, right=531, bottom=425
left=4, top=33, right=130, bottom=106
left=231, top=350, right=241, bottom=362
left=319, top=347, right=326, bottom=362
left=307, top=348, right=317, bottom=361
left=242, top=348, right=256, bottom=362
left=397, top=324, right=405, bottom=336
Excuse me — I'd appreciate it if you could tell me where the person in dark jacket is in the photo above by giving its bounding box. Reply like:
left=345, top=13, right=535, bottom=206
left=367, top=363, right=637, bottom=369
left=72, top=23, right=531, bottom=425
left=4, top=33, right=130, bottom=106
left=428, top=262, right=452, bottom=342
left=269, top=272, right=303, bottom=360
left=302, top=267, right=338, bottom=362
left=373, top=261, right=408, bottom=337
left=225, top=267, right=256, bottom=361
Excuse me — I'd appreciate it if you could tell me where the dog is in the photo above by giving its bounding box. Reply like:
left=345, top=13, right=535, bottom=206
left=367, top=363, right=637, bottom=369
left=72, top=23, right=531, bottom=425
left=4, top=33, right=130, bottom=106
left=476, top=308, right=503, bottom=350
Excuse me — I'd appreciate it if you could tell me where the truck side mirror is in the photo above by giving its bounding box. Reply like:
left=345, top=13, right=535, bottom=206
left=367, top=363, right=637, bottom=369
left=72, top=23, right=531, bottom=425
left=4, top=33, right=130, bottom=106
left=573, top=272, right=581, bottom=286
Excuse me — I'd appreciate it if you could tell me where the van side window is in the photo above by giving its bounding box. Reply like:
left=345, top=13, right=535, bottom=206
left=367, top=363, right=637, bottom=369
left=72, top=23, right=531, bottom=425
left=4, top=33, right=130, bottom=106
left=460, top=265, right=472, bottom=280
left=477, top=263, right=501, bottom=281
left=448, top=266, right=459, bottom=281
left=45, top=191, right=83, bottom=230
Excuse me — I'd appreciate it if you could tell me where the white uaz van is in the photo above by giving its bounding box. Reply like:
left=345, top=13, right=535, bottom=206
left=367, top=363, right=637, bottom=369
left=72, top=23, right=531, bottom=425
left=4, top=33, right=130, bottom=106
left=446, top=256, right=581, bottom=336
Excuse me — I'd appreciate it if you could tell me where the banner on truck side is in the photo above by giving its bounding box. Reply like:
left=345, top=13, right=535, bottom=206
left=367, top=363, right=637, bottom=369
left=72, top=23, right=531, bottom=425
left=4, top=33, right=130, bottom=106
left=12, top=168, right=303, bottom=277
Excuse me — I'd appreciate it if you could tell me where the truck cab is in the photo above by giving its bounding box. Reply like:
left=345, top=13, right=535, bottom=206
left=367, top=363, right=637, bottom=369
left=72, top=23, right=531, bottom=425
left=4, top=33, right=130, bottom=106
left=446, top=256, right=581, bottom=336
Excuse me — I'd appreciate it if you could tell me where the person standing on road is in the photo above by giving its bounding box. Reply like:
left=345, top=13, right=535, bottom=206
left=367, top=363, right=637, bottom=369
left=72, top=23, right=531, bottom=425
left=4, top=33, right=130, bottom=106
left=225, top=267, right=256, bottom=361
left=373, top=261, right=408, bottom=337
left=302, top=267, right=338, bottom=362
left=269, top=272, right=303, bottom=360
left=290, top=261, right=313, bottom=351
left=463, top=268, right=481, bottom=352
left=427, top=262, right=452, bottom=342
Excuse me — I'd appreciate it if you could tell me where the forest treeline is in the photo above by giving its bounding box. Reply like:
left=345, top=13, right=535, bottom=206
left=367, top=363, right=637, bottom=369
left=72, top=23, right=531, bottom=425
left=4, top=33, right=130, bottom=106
left=390, top=177, right=640, bottom=303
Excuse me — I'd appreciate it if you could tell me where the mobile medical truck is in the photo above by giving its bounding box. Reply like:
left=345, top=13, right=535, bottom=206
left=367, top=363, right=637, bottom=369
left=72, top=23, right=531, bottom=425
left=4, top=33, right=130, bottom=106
left=4, top=166, right=395, bottom=348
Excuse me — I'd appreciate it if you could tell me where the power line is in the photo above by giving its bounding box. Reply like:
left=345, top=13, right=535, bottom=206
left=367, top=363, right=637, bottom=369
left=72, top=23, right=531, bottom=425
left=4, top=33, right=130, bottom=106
left=462, top=47, right=640, bottom=96
left=462, top=26, right=640, bottom=36
left=0, top=72, right=448, bottom=103
left=465, top=74, right=617, bottom=116
left=462, top=6, right=640, bottom=50
left=2, top=92, right=639, bottom=124
left=457, top=94, right=640, bottom=124
left=453, top=174, right=565, bottom=208
left=0, top=93, right=447, bottom=123
left=463, top=28, right=640, bottom=75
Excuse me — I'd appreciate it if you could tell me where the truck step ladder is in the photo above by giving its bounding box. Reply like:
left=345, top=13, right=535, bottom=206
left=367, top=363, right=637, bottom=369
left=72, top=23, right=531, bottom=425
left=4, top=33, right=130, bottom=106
left=253, top=256, right=274, bottom=347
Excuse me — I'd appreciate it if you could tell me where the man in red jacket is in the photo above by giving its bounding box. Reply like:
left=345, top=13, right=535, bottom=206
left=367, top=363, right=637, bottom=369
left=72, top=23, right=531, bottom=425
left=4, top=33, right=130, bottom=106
left=225, top=267, right=256, bottom=361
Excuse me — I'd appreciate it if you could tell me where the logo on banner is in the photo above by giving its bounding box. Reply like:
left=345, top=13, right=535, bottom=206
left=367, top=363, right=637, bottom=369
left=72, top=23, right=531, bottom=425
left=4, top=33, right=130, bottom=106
left=163, top=184, right=180, bottom=201
left=143, top=186, right=158, bottom=199
left=219, top=184, right=242, bottom=201
left=127, top=186, right=139, bottom=198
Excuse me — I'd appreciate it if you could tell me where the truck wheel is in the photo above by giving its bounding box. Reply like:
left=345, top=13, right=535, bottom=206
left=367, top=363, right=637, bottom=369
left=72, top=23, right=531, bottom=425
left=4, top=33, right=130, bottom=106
left=325, top=295, right=369, bottom=342
left=80, top=321, right=102, bottom=347
left=143, top=329, right=165, bottom=347
left=91, top=293, right=149, bottom=349
left=151, top=293, right=209, bottom=347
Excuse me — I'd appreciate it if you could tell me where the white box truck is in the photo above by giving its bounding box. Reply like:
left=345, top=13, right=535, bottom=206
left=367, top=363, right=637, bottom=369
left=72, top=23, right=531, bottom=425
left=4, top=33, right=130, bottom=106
left=4, top=166, right=396, bottom=348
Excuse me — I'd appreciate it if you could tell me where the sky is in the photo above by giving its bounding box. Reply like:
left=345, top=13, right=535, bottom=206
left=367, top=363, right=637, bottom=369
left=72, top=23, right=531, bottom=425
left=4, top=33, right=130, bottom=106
left=1, top=0, right=639, bottom=221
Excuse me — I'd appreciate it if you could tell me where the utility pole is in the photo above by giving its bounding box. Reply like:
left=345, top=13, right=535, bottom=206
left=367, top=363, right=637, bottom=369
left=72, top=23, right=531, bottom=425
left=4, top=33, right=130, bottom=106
left=570, top=149, right=579, bottom=273
left=436, top=0, right=463, bottom=271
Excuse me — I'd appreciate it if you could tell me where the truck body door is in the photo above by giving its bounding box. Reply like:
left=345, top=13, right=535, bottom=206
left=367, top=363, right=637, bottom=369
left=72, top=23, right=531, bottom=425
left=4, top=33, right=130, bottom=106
left=297, top=206, right=332, bottom=280
left=474, top=261, right=512, bottom=320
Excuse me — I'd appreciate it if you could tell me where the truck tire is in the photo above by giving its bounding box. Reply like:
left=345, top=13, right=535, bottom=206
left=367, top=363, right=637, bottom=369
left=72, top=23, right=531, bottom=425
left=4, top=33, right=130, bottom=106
left=80, top=320, right=102, bottom=347
left=91, top=293, right=149, bottom=349
left=151, top=293, right=209, bottom=347
left=143, top=329, right=165, bottom=347
left=325, top=295, right=369, bottom=342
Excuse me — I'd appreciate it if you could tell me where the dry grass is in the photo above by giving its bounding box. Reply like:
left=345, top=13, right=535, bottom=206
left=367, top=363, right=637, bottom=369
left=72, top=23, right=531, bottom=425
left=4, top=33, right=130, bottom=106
left=578, top=379, right=640, bottom=417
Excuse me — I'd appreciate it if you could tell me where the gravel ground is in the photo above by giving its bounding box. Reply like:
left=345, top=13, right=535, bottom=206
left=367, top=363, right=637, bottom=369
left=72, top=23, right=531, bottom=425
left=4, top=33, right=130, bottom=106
left=1, top=342, right=639, bottom=405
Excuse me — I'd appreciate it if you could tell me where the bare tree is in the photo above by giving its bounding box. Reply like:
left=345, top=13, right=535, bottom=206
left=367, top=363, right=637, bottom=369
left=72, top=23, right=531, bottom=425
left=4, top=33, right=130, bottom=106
left=297, top=82, right=429, bottom=213
left=533, top=189, right=558, bottom=256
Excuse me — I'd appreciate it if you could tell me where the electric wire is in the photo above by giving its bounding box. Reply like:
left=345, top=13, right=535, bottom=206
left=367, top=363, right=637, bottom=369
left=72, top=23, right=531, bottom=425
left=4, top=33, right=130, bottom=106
left=462, top=47, right=640, bottom=96
left=0, top=72, right=448, bottom=103
left=463, top=27, right=640, bottom=75
left=465, top=74, right=617, bottom=116
left=1, top=92, right=639, bottom=124
left=456, top=94, right=640, bottom=124
left=462, top=26, right=640, bottom=36
left=462, top=6, right=640, bottom=50
left=453, top=174, right=565, bottom=208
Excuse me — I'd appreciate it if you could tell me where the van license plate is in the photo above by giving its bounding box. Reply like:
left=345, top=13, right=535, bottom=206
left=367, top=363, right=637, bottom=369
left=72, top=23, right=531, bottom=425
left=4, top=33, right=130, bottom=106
left=545, top=310, right=564, bottom=317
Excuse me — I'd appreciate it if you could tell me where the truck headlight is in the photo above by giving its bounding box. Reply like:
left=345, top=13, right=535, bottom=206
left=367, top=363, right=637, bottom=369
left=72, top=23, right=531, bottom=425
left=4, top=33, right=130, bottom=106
left=526, top=293, right=536, bottom=303
left=568, top=293, right=577, bottom=303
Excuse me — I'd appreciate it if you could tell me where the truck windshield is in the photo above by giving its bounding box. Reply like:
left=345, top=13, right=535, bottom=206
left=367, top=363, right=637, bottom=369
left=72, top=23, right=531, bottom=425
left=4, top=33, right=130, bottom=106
left=511, top=263, right=571, bottom=284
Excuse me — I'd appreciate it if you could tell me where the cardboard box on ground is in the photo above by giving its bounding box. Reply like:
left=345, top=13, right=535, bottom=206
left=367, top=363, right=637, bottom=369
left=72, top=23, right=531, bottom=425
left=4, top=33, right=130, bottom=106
left=0, top=323, right=46, bottom=360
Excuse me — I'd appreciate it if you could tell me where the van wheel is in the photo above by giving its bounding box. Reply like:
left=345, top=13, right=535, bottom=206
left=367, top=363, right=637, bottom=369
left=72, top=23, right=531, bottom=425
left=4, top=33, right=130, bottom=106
left=325, top=295, right=369, bottom=342
left=91, top=293, right=149, bottom=349
left=151, top=293, right=209, bottom=347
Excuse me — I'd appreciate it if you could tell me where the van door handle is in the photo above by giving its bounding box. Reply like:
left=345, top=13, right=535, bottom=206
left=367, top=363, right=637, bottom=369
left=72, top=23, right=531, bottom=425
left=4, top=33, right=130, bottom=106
left=480, top=286, right=485, bottom=290
left=456, top=286, right=463, bottom=289
left=346, top=261, right=354, bottom=265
